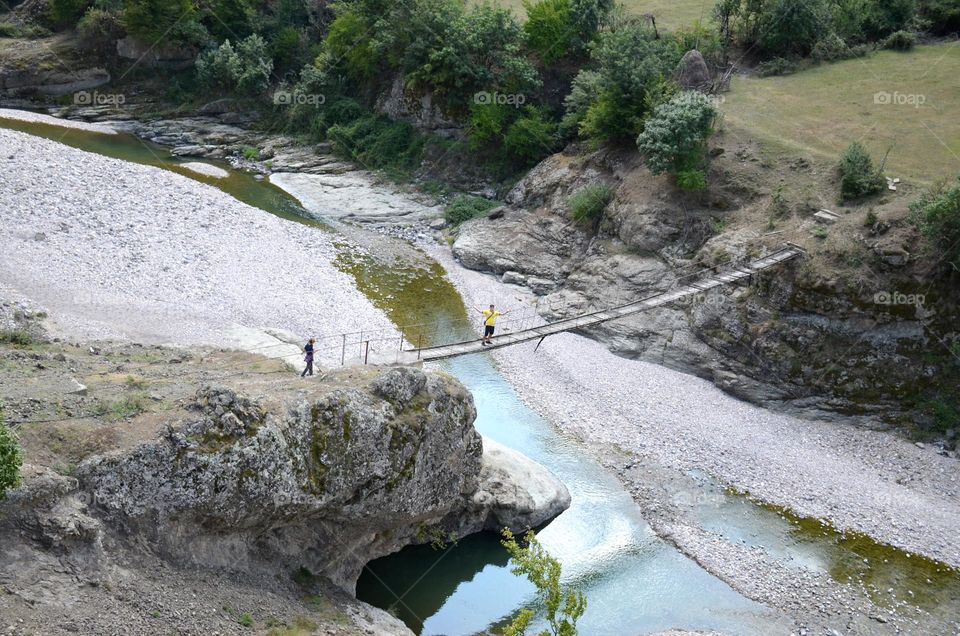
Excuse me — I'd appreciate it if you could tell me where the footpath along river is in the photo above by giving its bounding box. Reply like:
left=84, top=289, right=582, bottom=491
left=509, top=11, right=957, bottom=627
left=3, top=113, right=958, bottom=635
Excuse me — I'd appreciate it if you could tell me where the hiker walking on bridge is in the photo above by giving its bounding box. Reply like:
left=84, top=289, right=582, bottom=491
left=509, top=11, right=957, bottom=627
left=301, top=338, right=315, bottom=377
left=477, top=304, right=511, bottom=346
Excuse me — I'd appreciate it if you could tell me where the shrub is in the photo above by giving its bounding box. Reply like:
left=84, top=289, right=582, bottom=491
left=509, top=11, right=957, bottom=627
left=920, top=0, right=960, bottom=35
left=468, top=102, right=513, bottom=150
left=838, top=142, right=884, bottom=201
left=756, top=56, right=800, bottom=77
left=909, top=177, right=960, bottom=271
left=201, top=0, right=253, bottom=42
left=0, top=407, right=23, bottom=501
left=811, top=32, right=851, bottom=62
left=504, top=108, right=557, bottom=164
left=880, top=30, right=916, bottom=50
left=636, top=91, right=717, bottom=186
left=77, top=8, right=125, bottom=51
left=49, top=0, right=91, bottom=28
left=566, top=20, right=681, bottom=142
left=862, top=0, right=917, bottom=39
left=757, top=0, right=831, bottom=58
left=501, top=529, right=586, bottom=636
left=569, top=183, right=613, bottom=226
left=196, top=35, right=273, bottom=96
left=523, top=0, right=577, bottom=64
left=444, top=194, right=498, bottom=226
left=327, top=115, right=424, bottom=176
left=123, top=0, right=208, bottom=46
left=0, top=329, right=35, bottom=346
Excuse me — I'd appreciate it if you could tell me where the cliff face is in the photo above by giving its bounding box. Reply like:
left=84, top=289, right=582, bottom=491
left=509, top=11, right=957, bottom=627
left=68, top=366, right=565, bottom=590
left=3, top=365, right=569, bottom=604
left=452, top=141, right=960, bottom=434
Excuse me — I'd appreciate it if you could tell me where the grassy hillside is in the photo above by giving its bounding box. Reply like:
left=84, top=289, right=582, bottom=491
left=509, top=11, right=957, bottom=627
left=472, top=0, right=714, bottom=29
left=721, top=43, right=960, bottom=185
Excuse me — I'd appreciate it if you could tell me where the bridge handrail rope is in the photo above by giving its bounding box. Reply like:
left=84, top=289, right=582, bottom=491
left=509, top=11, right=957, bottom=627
left=407, top=245, right=804, bottom=357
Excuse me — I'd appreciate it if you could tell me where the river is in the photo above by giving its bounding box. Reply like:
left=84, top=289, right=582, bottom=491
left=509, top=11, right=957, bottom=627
left=3, top=114, right=958, bottom=635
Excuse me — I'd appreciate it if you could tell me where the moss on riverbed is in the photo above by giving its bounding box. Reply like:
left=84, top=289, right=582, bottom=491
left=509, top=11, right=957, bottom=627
left=731, top=489, right=960, bottom=612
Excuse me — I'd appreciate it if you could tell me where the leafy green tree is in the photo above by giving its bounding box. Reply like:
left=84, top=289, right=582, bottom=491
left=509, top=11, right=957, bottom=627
left=200, top=0, right=254, bottom=42
left=862, top=0, right=916, bottom=39
left=0, top=406, right=23, bottom=501
left=196, top=34, right=273, bottom=95
left=501, top=529, right=586, bottom=636
left=123, top=0, right=209, bottom=46
left=910, top=177, right=960, bottom=272
left=323, top=8, right=378, bottom=81
left=523, top=0, right=577, bottom=64
left=757, top=0, right=830, bottom=57
left=504, top=108, right=558, bottom=164
left=566, top=19, right=681, bottom=142
left=921, top=0, right=960, bottom=35
left=49, top=0, right=92, bottom=28
left=569, top=0, right=614, bottom=43
left=636, top=91, right=717, bottom=188
left=838, top=142, right=884, bottom=201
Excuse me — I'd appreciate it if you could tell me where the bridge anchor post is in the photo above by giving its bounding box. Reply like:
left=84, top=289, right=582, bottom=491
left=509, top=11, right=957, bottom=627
left=534, top=335, right=547, bottom=352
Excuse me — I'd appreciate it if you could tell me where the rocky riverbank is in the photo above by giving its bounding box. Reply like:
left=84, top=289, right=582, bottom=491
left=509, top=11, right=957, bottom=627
left=428, top=245, right=960, bottom=635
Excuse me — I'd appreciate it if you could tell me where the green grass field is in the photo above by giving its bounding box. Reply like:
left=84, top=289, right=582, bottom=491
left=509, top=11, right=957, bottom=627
left=473, top=0, right=713, bottom=30
left=722, top=43, right=960, bottom=185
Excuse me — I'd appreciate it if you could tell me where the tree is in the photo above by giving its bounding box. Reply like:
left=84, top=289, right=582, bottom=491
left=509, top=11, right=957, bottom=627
left=123, top=0, right=209, bottom=46
left=910, top=177, right=960, bottom=272
left=501, top=529, right=586, bottom=636
left=0, top=405, right=23, bottom=501
left=565, top=19, right=681, bottom=142
left=636, top=91, right=717, bottom=189
left=838, top=142, right=884, bottom=201
left=196, top=34, right=273, bottom=95
left=757, top=0, right=830, bottom=57
left=523, top=0, right=577, bottom=64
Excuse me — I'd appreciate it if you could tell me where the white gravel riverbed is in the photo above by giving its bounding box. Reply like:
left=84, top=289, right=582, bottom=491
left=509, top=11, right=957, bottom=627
left=0, top=128, right=396, bottom=364
left=428, top=246, right=960, bottom=571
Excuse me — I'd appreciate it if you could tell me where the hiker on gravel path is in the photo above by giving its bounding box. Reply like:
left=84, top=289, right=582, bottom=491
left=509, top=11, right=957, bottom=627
left=301, top=338, right=315, bottom=377
left=477, top=304, right=511, bottom=346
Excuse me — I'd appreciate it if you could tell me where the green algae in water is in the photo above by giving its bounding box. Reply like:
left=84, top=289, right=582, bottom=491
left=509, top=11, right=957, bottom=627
left=730, top=489, right=960, bottom=612
left=333, top=245, right=470, bottom=346
left=0, top=116, right=330, bottom=230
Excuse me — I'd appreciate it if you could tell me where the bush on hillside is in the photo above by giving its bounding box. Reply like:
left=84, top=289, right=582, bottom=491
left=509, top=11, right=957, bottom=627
left=636, top=91, right=717, bottom=189
left=504, top=108, right=558, bottom=164
left=49, top=0, right=90, bottom=28
left=909, top=177, right=960, bottom=271
left=0, top=406, right=23, bottom=501
left=756, top=56, right=800, bottom=77
left=444, top=194, right=499, bottom=227
left=327, top=115, right=424, bottom=176
left=196, top=35, right=273, bottom=96
left=569, top=183, right=613, bottom=226
left=757, top=0, right=830, bottom=57
left=838, top=142, right=884, bottom=201
left=123, top=0, right=208, bottom=46
left=523, top=0, right=576, bottom=64
left=199, top=0, right=253, bottom=42
left=77, top=7, right=125, bottom=51
left=880, top=30, right=917, bottom=50
left=564, top=19, right=682, bottom=142
left=811, top=33, right=851, bottom=62
left=920, top=0, right=960, bottom=34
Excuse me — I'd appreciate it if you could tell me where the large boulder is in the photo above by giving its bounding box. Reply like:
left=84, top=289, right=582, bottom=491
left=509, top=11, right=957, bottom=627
left=72, top=369, right=569, bottom=590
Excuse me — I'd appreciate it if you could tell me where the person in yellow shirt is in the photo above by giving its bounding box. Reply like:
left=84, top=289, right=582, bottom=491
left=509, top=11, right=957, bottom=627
left=477, top=304, right=511, bottom=345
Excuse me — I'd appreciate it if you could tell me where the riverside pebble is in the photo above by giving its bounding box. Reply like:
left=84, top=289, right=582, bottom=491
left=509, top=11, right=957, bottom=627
left=428, top=246, right=960, bottom=570
left=0, top=128, right=396, bottom=364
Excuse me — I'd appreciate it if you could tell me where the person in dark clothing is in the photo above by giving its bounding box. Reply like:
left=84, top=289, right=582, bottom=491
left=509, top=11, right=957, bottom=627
left=301, top=338, right=316, bottom=377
